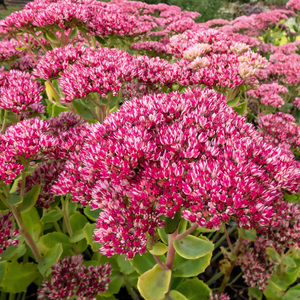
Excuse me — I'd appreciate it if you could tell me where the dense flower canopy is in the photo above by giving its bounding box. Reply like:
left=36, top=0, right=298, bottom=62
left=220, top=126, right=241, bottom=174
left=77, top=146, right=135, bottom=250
left=52, top=87, right=300, bottom=258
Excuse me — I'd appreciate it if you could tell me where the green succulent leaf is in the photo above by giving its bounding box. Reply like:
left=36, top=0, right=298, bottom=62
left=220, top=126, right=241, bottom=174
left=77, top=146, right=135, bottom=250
left=173, top=235, right=214, bottom=259
left=117, top=255, right=135, bottom=274
left=248, top=286, right=263, bottom=300
left=84, top=205, right=101, bottom=222
left=233, top=102, right=247, bottom=116
left=21, top=207, right=42, bottom=243
left=137, top=264, right=172, bottom=300
left=149, top=242, right=168, bottom=256
left=38, top=243, right=63, bottom=276
left=21, top=184, right=41, bottom=213
left=0, top=261, right=39, bottom=293
left=283, top=284, right=300, bottom=300
left=238, top=228, right=257, bottom=241
left=164, top=290, right=188, bottom=300
left=39, top=232, right=71, bottom=257
left=41, top=210, right=63, bottom=223
left=130, top=250, right=157, bottom=275
left=7, top=192, right=22, bottom=206
left=164, top=212, right=182, bottom=234
left=173, top=252, right=212, bottom=277
left=176, top=278, right=211, bottom=300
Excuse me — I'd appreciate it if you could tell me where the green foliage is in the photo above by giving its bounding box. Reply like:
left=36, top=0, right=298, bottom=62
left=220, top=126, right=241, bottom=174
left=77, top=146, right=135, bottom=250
left=0, top=261, right=39, bottom=293
left=137, top=264, right=172, bottom=300
left=173, top=252, right=212, bottom=277
left=173, top=235, right=214, bottom=259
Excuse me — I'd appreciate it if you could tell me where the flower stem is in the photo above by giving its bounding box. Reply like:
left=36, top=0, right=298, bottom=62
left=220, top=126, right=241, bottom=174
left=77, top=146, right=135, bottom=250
left=153, top=255, right=168, bottom=270
left=165, top=227, right=178, bottom=270
left=11, top=206, right=42, bottom=262
left=62, top=196, right=73, bottom=236
left=174, top=223, right=198, bottom=240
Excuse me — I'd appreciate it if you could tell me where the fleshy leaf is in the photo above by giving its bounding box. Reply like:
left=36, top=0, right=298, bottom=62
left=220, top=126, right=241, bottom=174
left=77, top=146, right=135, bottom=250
left=0, top=261, right=39, bottom=293
left=149, top=242, right=168, bottom=256
left=164, top=212, right=181, bottom=234
left=164, top=290, right=188, bottom=300
left=173, top=235, right=214, bottom=259
left=41, top=210, right=63, bottom=223
left=176, top=278, right=211, bottom=300
left=137, top=264, right=172, bottom=300
left=130, top=250, right=157, bottom=275
left=21, top=207, right=42, bottom=243
left=173, top=252, right=212, bottom=277
left=38, top=243, right=63, bottom=276
left=238, top=228, right=257, bottom=241
left=7, top=192, right=22, bottom=206
left=21, top=184, right=41, bottom=213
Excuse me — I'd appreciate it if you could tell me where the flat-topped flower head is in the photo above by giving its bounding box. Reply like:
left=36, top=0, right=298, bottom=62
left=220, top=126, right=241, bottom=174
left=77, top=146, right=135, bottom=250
left=0, top=71, right=44, bottom=114
left=247, top=82, right=288, bottom=108
left=38, top=254, right=111, bottom=300
left=55, top=87, right=300, bottom=258
left=287, top=0, right=300, bottom=11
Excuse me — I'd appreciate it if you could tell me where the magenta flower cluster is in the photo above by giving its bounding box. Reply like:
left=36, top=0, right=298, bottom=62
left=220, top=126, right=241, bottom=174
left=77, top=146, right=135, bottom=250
left=0, top=70, right=44, bottom=114
left=38, top=254, right=111, bottom=300
left=52, top=87, right=299, bottom=258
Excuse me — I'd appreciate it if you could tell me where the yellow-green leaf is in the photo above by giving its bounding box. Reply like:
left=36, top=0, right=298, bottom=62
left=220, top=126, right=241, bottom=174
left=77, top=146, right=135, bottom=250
left=137, top=264, right=172, bottom=300
left=149, top=242, right=168, bottom=256
left=174, top=235, right=214, bottom=259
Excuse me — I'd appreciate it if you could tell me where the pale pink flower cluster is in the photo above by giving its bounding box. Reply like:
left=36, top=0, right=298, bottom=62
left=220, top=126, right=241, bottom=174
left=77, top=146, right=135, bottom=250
left=38, top=254, right=111, bottom=300
left=259, top=53, right=300, bottom=86
left=259, top=112, right=300, bottom=155
left=238, top=238, right=275, bottom=291
left=0, top=212, right=19, bottom=259
left=136, top=29, right=267, bottom=91
left=294, top=97, right=300, bottom=109
left=0, top=70, right=44, bottom=114
left=53, top=88, right=300, bottom=258
left=287, top=0, right=300, bottom=11
left=238, top=201, right=300, bottom=291
left=247, top=83, right=288, bottom=107
left=259, top=41, right=300, bottom=55
left=228, top=10, right=294, bottom=37
left=209, top=293, right=231, bottom=300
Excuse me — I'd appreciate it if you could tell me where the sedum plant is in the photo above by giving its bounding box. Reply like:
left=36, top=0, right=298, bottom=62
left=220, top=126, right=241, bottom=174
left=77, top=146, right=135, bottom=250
left=0, top=0, right=299, bottom=299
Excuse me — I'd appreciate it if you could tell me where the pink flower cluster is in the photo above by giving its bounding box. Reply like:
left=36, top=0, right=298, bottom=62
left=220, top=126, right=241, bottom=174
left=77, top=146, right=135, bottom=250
left=238, top=237, right=275, bottom=291
left=22, top=112, right=91, bottom=208
left=0, top=70, right=44, bottom=114
left=38, top=254, right=111, bottom=300
left=259, top=53, right=300, bottom=86
left=287, top=0, right=300, bottom=11
left=247, top=82, right=288, bottom=108
left=209, top=293, right=231, bottom=300
left=3, top=118, right=56, bottom=160
left=259, top=112, right=300, bottom=156
left=294, top=97, right=300, bottom=109
left=34, top=45, right=190, bottom=102
left=238, top=201, right=300, bottom=291
left=0, top=212, right=19, bottom=259
left=0, top=117, right=59, bottom=184
left=0, top=0, right=155, bottom=38
left=133, top=29, right=267, bottom=91
left=53, top=88, right=300, bottom=258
